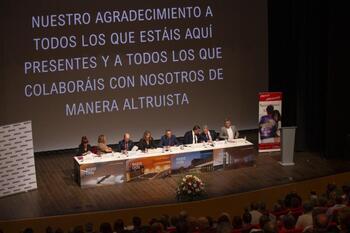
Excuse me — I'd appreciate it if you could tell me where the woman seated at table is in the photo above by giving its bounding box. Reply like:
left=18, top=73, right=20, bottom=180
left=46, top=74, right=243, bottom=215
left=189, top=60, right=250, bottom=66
left=138, top=130, right=157, bottom=151
left=97, top=134, right=113, bottom=153
left=78, top=136, right=92, bottom=155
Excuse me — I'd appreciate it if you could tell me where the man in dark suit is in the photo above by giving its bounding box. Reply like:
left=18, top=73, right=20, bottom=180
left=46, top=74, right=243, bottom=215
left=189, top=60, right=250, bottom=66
left=159, top=129, right=180, bottom=147
left=183, top=125, right=201, bottom=144
left=199, top=125, right=217, bottom=142
left=118, top=133, right=134, bottom=151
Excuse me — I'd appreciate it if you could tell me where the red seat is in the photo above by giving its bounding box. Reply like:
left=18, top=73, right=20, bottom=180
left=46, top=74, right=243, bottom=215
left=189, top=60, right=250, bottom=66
left=232, top=229, right=242, bottom=233
left=167, top=227, right=176, bottom=233
left=272, top=209, right=289, bottom=219
left=279, top=228, right=303, bottom=233
left=289, top=207, right=303, bottom=219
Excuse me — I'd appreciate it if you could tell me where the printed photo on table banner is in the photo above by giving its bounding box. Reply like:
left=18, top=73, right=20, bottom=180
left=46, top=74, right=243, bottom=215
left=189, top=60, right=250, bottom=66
left=213, top=146, right=255, bottom=169
left=79, top=161, right=126, bottom=187
left=258, top=92, right=282, bottom=152
left=171, top=151, right=213, bottom=174
left=126, top=155, right=171, bottom=182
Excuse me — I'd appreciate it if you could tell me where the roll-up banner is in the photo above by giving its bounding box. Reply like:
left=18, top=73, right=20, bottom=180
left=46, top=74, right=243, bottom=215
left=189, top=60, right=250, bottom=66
left=258, top=92, right=282, bottom=152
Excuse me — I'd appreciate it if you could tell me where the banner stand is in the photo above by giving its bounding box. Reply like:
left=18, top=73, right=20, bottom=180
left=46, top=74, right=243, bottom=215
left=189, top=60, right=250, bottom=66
left=258, top=92, right=283, bottom=153
left=279, top=126, right=297, bottom=166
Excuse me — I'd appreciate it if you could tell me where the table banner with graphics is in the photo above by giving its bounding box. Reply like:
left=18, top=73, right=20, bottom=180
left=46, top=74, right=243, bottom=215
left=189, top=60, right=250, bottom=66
left=74, top=142, right=255, bottom=188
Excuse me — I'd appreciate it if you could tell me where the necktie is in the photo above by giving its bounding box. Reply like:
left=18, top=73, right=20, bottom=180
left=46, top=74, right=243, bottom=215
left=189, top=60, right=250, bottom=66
left=125, top=142, right=128, bottom=150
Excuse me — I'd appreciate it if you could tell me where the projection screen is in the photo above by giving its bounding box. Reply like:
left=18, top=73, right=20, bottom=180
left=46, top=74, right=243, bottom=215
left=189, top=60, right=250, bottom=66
left=0, top=0, right=268, bottom=152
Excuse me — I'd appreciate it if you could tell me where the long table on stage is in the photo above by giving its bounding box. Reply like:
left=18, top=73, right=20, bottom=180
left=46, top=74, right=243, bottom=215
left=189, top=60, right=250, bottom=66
left=74, top=139, right=255, bottom=188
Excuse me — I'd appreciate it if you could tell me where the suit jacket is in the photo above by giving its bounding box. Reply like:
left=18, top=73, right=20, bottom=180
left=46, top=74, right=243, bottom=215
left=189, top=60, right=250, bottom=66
left=118, top=139, right=134, bottom=151
left=183, top=130, right=200, bottom=144
left=138, top=138, right=157, bottom=151
left=158, top=135, right=179, bottom=147
left=219, top=126, right=239, bottom=139
left=199, top=130, right=217, bottom=142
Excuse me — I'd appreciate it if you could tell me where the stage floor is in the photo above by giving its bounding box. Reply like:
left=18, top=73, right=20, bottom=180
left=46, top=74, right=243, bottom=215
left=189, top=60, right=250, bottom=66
left=1, top=150, right=350, bottom=220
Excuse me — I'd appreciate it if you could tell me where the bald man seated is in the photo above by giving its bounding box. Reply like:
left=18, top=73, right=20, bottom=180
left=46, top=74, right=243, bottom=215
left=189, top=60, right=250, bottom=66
left=118, top=133, right=135, bottom=152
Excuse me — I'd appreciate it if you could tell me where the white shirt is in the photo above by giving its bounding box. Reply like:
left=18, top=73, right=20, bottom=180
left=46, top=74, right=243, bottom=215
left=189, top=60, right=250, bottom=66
left=192, top=131, right=198, bottom=144
left=206, top=131, right=212, bottom=141
left=227, top=127, right=234, bottom=140
left=296, top=212, right=313, bottom=229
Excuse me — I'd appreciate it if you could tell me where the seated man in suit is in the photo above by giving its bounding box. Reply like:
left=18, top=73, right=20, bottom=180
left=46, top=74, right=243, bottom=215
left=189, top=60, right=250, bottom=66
left=219, top=119, right=239, bottom=140
left=118, top=133, right=134, bottom=152
left=159, top=129, right=180, bottom=147
left=199, top=125, right=217, bottom=142
left=183, top=125, right=201, bottom=144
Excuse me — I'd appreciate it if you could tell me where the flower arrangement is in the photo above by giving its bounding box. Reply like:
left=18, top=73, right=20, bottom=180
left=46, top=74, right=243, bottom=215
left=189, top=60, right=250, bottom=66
left=176, top=174, right=205, bottom=201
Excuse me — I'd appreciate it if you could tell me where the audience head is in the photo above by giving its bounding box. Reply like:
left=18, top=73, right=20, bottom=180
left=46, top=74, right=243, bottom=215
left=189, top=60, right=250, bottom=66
left=170, top=215, right=179, bottom=227
left=272, top=202, right=283, bottom=212
left=100, top=222, right=113, bottom=233
left=23, top=228, right=34, bottom=233
left=242, top=210, right=252, bottom=224
left=314, top=213, right=329, bottom=232
left=326, top=183, right=337, bottom=195
left=259, top=214, right=271, bottom=229
left=85, top=222, right=93, bottom=233
left=263, top=221, right=278, bottom=233
left=176, top=220, right=188, bottom=233
left=150, top=222, right=163, bottom=233
left=318, top=196, right=328, bottom=207
left=250, top=202, right=260, bottom=211
left=46, top=226, right=53, bottom=233
left=206, top=216, right=214, bottom=228
left=55, top=228, right=64, bottom=233
left=187, top=216, right=198, bottom=233
left=282, top=214, right=295, bottom=230
left=159, top=214, right=170, bottom=229
left=192, top=125, right=201, bottom=134
left=232, top=216, right=243, bottom=229
left=113, top=219, right=124, bottom=233
left=259, top=202, right=267, bottom=212
left=197, top=217, right=210, bottom=231
left=303, top=201, right=314, bottom=213
left=132, top=216, right=142, bottom=228
left=335, top=195, right=344, bottom=205
left=217, top=213, right=231, bottom=225
left=216, top=222, right=232, bottom=233
left=291, top=196, right=302, bottom=208
left=98, top=134, right=106, bottom=144
left=179, top=210, right=188, bottom=221
left=73, top=225, right=84, bottom=233
left=149, top=218, right=158, bottom=226
left=342, top=185, right=350, bottom=197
